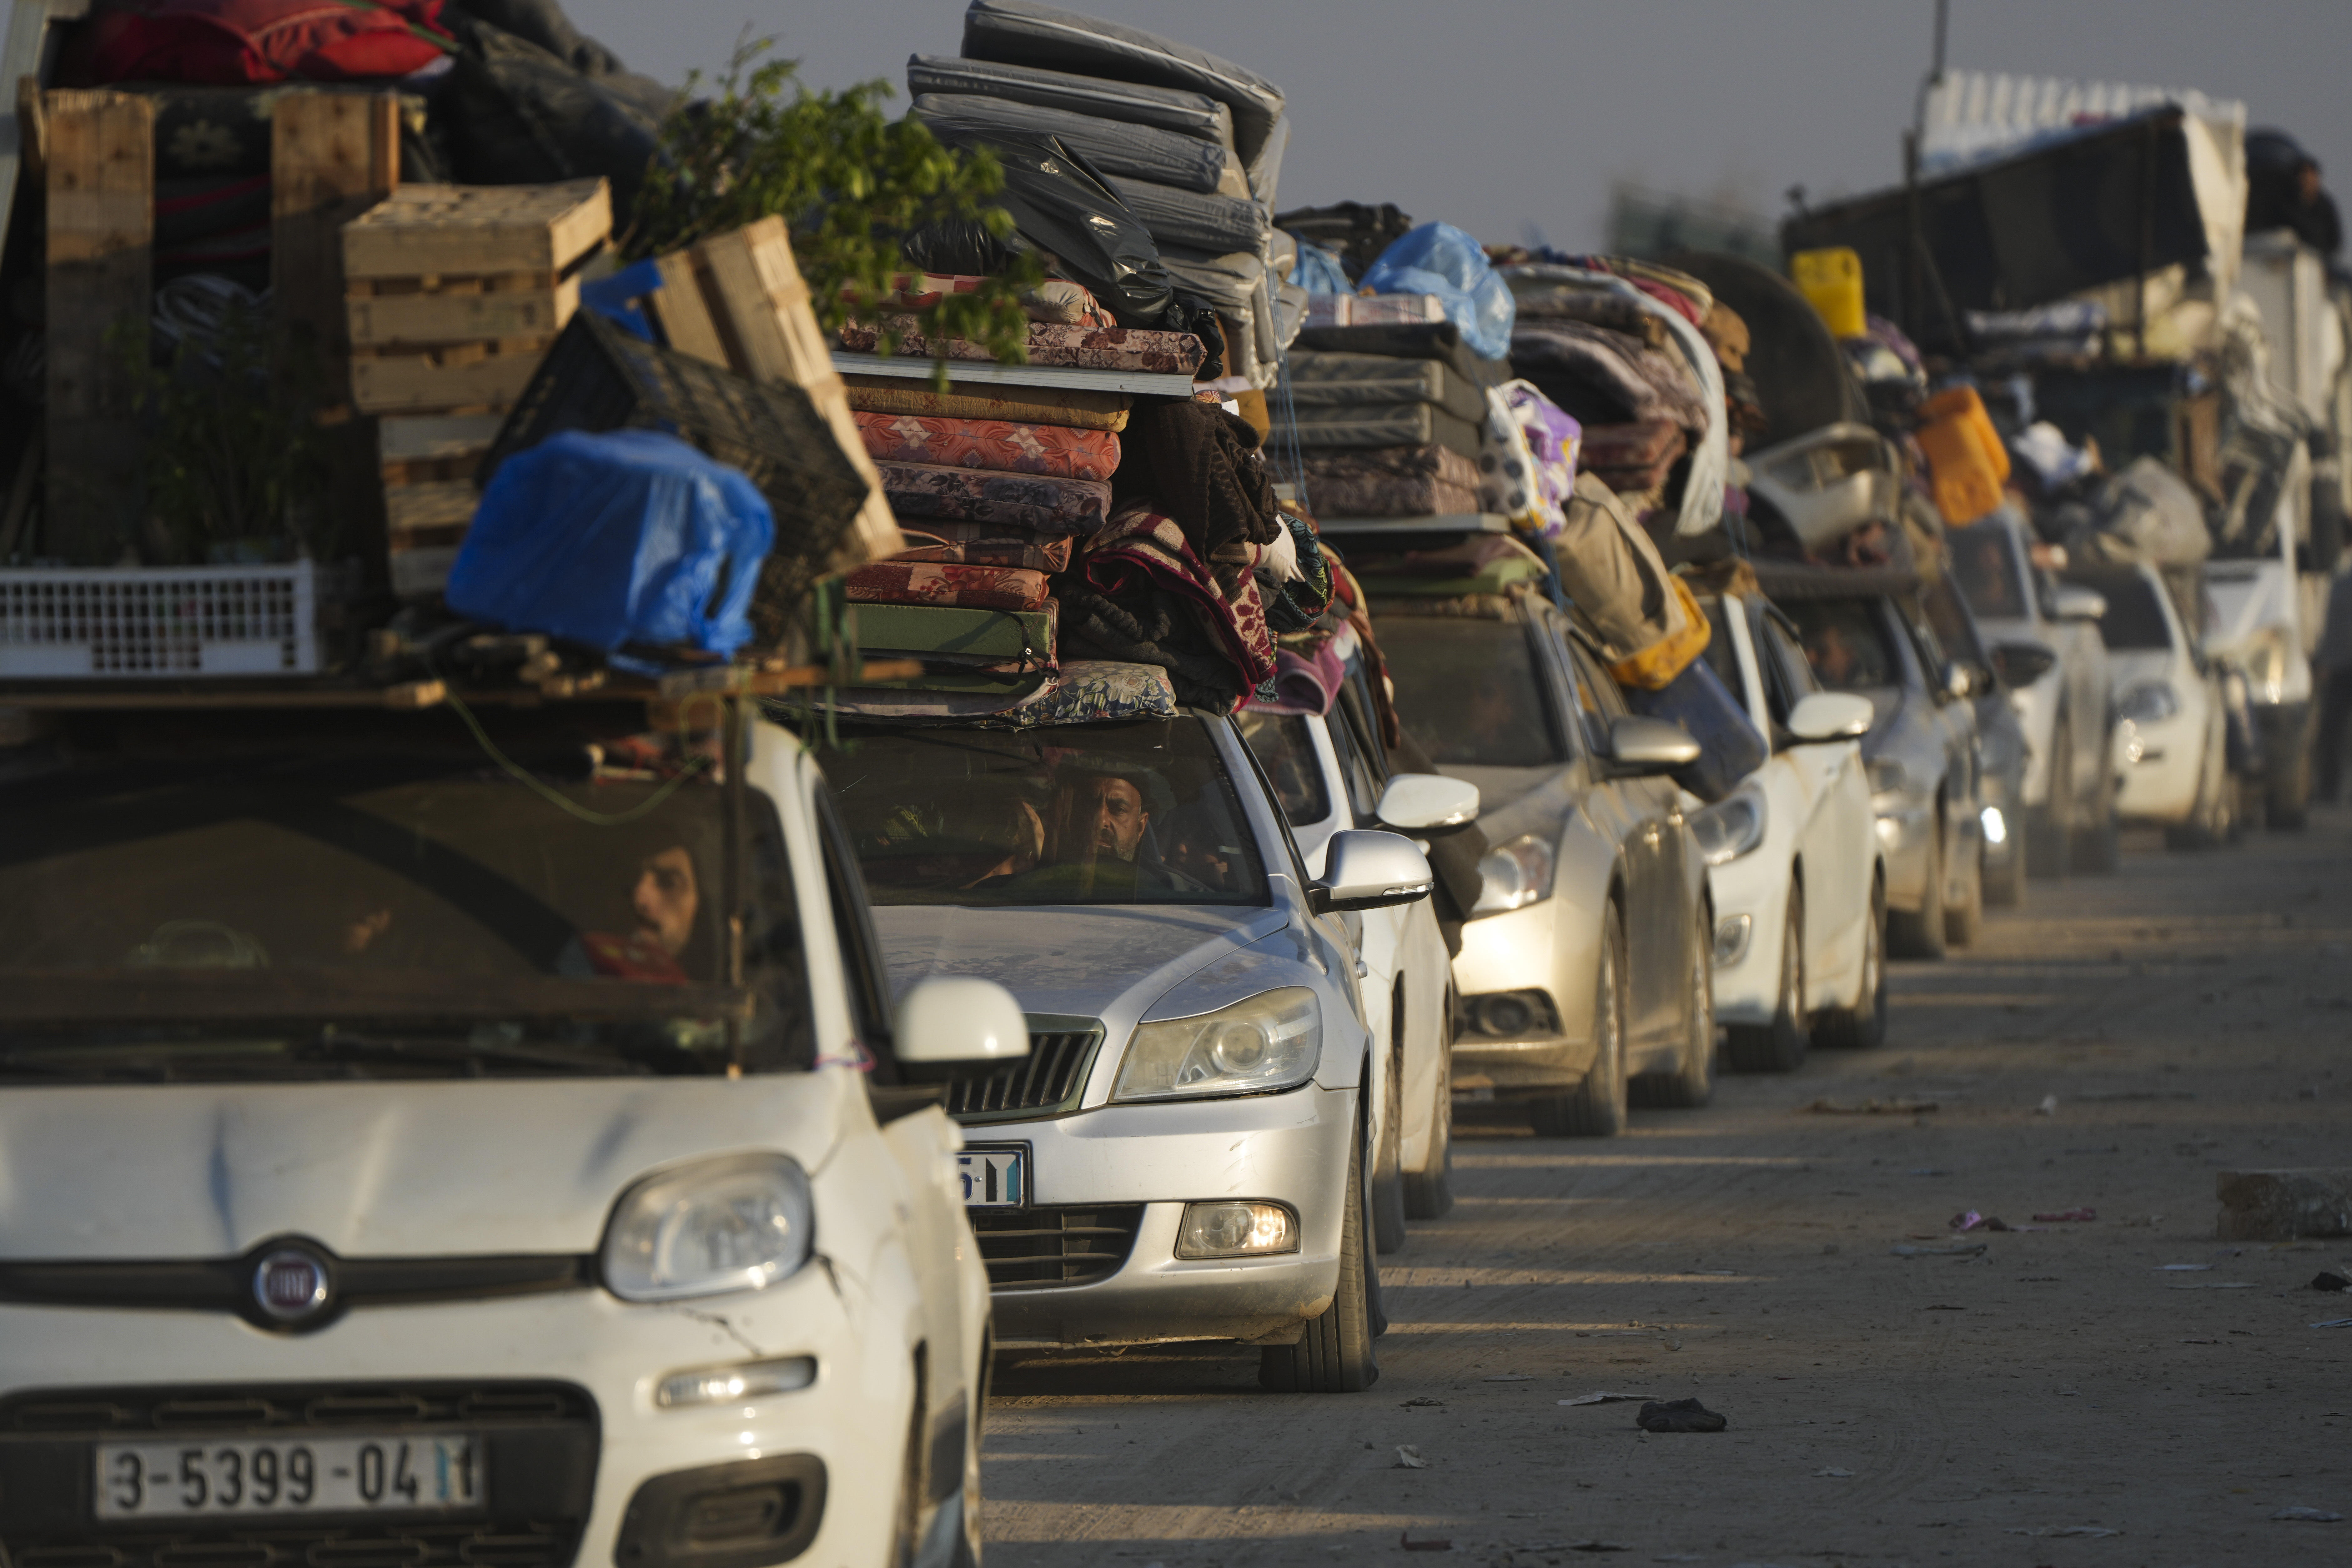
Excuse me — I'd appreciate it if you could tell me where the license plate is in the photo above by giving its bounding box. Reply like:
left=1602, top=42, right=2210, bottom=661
left=94, top=1434, right=480, bottom=1520
left=957, top=1144, right=1028, bottom=1208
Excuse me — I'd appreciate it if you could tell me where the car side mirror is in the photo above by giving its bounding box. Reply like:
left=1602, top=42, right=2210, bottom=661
left=894, top=977, right=1031, bottom=1079
left=1939, top=660, right=1977, bottom=701
left=1990, top=640, right=2059, bottom=688
left=1785, top=691, right=1873, bottom=743
left=1375, top=772, right=1480, bottom=832
left=1309, top=829, right=1434, bottom=913
left=2050, top=585, right=2108, bottom=622
left=1604, top=715, right=1701, bottom=775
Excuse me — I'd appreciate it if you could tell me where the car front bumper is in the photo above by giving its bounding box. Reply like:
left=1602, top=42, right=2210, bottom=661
left=2116, top=715, right=2203, bottom=823
left=1706, top=850, right=1787, bottom=1028
left=969, top=1084, right=1358, bottom=1348
left=0, top=1263, right=906, bottom=1568
left=1445, top=897, right=1594, bottom=1092
left=1873, top=796, right=1935, bottom=913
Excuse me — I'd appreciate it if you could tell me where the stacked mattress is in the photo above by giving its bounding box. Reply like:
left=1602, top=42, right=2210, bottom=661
left=1288, top=321, right=1506, bottom=520
left=837, top=307, right=1208, bottom=697
left=908, top=0, right=1292, bottom=388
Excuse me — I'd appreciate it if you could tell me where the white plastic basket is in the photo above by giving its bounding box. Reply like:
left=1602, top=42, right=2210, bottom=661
left=0, top=563, right=323, bottom=679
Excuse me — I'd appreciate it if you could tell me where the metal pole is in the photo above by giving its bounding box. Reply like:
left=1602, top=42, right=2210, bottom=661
left=2136, top=118, right=2159, bottom=362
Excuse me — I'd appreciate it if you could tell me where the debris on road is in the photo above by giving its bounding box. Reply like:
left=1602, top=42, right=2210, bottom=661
left=1814, top=1466, right=1856, bottom=1477
left=2158, top=1263, right=2213, bottom=1270
left=1636, top=1399, right=1727, bottom=1432
left=1558, top=1392, right=1652, bottom=1405
left=1401, top=1396, right=1443, bottom=1407
left=2310, top=1271, right=2350, bottom=1291
left=2272, top=1507, right=2344, bottom=1521
left=1800, top=1097, right=1939, bottom=1114
left=1482, top=1373, right=1534, bottom=1381
left=1397, top=1530, right=1450, bottom=1551
left=1891, top=1242, right=1988, bottom=1257
left=2033, top=1207, right=2098, bottom=1221
left=1394, top=1445, right=1428, bottom=1468
left=1950, top=1210, right=2041, bottom=1232
left=2215, top=1168, right=2352, bottom=1242
left=2004, top=1525, right=2122, bottom=1538
left=2310, top=1317, right=2352, bottom=1328
left=2037, top=1094, right=2059, bottom=1115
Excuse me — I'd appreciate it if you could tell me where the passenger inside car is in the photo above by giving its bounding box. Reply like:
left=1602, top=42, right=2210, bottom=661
left=1786, top=600, right=1899, bottom=689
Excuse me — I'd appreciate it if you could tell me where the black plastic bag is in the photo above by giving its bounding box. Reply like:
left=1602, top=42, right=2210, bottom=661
left=906, top=121, right=1174, bottom=329
left=436, top=11, right=665, bottom=228
left=1274, top=200, right=1413, bottom=284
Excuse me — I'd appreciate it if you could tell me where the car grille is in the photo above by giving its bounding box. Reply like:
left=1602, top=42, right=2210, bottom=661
left=966, top=1206, right=1144, bottom=1291
left=943, top=1027, right=1101, bottom=1121
left=0, top=1383, right=596, bottom=1568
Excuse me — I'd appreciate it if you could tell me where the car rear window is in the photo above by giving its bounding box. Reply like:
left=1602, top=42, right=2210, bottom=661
left=1780, top=598, right=1903, bottom=691
left=2069, top=570, right=2173, bottom=650
left=1376, top=616, right=1565, bottom=768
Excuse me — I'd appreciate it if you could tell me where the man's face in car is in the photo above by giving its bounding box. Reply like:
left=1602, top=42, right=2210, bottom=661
left=1073, top=776, right=1149, bottom=862
left=631, top=847, right=699, bottom=955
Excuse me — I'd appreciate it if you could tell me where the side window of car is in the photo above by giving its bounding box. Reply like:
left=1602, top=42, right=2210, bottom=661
left=1558, top=633, right=1629, bottom=755
left=1895, top=596, right=1945, bottom=686
left=1325, top=693, right=1385, bottom=822
left=1236, top=711, right=1334, bottom=826
left=1229, top=718, right=1317, bottom=888
left=814, top=788, right=895, bottom=1055
left=1759, top=612, right=1820, bottom=725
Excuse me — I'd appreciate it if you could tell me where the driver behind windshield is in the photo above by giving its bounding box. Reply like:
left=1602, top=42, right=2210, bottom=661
left=976, top=755, right=1212, bottom=899
left=561, top=837, right=706, bottom=985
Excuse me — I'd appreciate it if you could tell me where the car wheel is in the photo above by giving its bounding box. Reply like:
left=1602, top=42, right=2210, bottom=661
left=1636, top=906, right=1715, bottom=1108
left=2071, top=739, right=2124, bottom=873
left=1259, top=1100, right=1380, bottom=1393
left=1371, top=1021, right=1408, bottom=1255
left=1944, top=830, right=1984, bottom=946
left=1402, top=999, right=1454, bottom=1220
left=1985, top=823, right=2027, bottom=907
left=1530, top=907, right=1629, bottom=1137
left=1726, top=885, right=1807, bottom=1073
left=2268, top=714, right=2313, bottom=832
left=1812, top=872, right=1887, bottom=1050
left=889, top=1386, right=925, bottom=1568
left=2166, top=755, right=2227, bottom=850
left=1887, top=809, right=1947, bottom=959
left=2026, top=723, right=2073, bottom=880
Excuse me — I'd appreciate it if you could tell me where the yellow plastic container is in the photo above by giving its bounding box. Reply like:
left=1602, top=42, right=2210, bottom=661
left=1791, top=247, right=1867, bottom=339
left=1917, top=385, right=2011, bottom=526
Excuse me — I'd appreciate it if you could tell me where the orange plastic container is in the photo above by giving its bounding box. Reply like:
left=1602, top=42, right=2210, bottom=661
left=1917, top=385, right=2011, bottom=525
left=1790, top=247, right=1866, bottom=339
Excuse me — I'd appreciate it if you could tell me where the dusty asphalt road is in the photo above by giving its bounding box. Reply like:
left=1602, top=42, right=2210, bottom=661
left=977, top=813, right=2352, bottom=1566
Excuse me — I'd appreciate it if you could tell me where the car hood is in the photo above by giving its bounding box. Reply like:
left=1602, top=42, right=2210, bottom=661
left=873, top=902, right=1289, bottom=1019
left=0, top=1074, right=850, bottom=1260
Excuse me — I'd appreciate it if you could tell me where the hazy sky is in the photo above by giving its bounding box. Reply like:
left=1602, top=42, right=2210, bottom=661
left=564, top=1, right=2351, bottom=252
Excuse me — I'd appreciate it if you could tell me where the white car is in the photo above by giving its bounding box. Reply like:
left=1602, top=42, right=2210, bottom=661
left=1238, top=670, right=1474, bottom=1245
left=0, top=699, right=1027, bottom=1568
left=1693, top=591, right=1887, bottom=1071
left=2067, top=562, right=2236, bottom=846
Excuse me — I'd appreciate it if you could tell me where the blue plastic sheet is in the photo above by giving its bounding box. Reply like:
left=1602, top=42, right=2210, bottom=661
left=448, top=430, right=775, bottom=657
left=1359, top=221, right=1516, bottom=361
left=577, top=258, right=664, bottom=343
left=1286, top=236, right=1352, bottom=295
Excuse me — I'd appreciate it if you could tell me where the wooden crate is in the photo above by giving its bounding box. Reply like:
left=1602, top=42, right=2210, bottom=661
left=347, top=271, right=580, bottom=348
left=341, top=180, right=610, bottom=281
left=350, top=337, right=554, bottom=414
left=639, top=216, right=903, bottom=572
left=378, top=413, right=500, bottom=598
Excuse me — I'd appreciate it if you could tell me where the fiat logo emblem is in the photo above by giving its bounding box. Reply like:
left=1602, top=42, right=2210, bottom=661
left=252, top=1249, right=330, bottom=1321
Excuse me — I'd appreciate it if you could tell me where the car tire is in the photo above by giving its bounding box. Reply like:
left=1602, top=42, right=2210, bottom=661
left=1259, top=1102, right=1380, bottom=1393
left=2026, top=724, right=2073, bottom=880
left=1726, top=885, right=1807, bottom=1073
left=1944, top=832, right=1985, bottom=947
left=888, top=1385, right=925, bottom=1568
left=1402, top=1002, right=1454, bottom=1220
left=1887, top=811, right=1948, bottom=959
left=1636, top=907, right=1715, bottom=1108
left=1985, top=827, right=2027, bottom=907
left=1371, top=1022, right=1408, bottom=1255
left=2268, top=721, right=2312, bottom=832
left=1529, top=908, right=1629, bottom=1137
left=2166, top=755, right=2229, bottom=851
left=1812, top=872, right=1887, bottom=1050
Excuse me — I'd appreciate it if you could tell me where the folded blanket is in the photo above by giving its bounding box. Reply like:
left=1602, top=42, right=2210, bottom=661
left=1116, top=399, right=1284, bottom=559
left=1244, top=642, right=1345, bottom=717
left=846, top=560, right=1053, bottom=612
left=1510, top=321, right=1706, bottom=432
left=1289, top=402, right=1485, bottom=462
left=1581, top=419, right=1687, bottom=494
left=841, top=318, right=1206, bottom=377
left=855, top=410, right=1121, bottom=480
left=912, top=93, right=1233, bottom=194
left=1158, top=244, right=1264, bottom=315
left=879, top=461, right=1113, bottom=534
left=1285, top=350, right=1488, bottom=425
left=1057, top=501, right=1277, bottom=713
left=817, top=658, right=1179, bottom=726
left=1301, top=444, right=1484, bottom=519
left=843, top=375, right=1130, bottom=432
left=905, top=53, right=1235, bottom=144
left=893, top=523, right=1074, bottom=572
left=1106, top=176, right=1270, bottom=254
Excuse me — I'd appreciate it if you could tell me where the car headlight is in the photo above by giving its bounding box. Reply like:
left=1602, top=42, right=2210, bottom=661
left=2118, top=681, right=2179, bottom=724
left=601, top=1154, right=814, bottom=1302
left=1114, top=987, right=1322, bottom=1102
left=1470, top=832, right=1558, bottom=915
left=1865, top=756, right=1907, bottom=798
left=1689, top=787, right=1767, bottom=866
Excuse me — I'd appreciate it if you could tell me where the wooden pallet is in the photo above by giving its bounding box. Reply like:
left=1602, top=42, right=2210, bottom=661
left=378, top=413, right=501, bottom=598
left=635, top=217, right=903, bottom=572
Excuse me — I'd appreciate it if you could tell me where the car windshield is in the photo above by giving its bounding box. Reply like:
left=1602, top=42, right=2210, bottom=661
left=1949, top=525, right=2028, bottom=619
left=0, top=708, right=807, bottom=1081
left=1375, top=616, right=1565, bottom=767
left=825, top=719, right=1267, bottom=907
left=1781, top=598, right=1903, bottom=691
left=2070, top=570, right=2174, bottom=650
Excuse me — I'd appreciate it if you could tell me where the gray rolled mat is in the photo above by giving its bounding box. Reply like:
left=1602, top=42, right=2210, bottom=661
left=962, top=0, right=1284, bottom=167
left=1289, top=403, right=1486, bottom=463
left=1159, top=245, right=1264, bottom=314
left=1107, top=176, right=1269, bottom=254
left=912, top=93, right=1231, bottom=194
left=907, top=53, right=1233, bottom=145
left=1285, top=351, right=1489, bottom=426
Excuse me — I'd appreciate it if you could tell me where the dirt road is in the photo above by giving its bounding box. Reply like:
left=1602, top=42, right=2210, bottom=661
left=979, top=815, right=2352, bottom=1565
